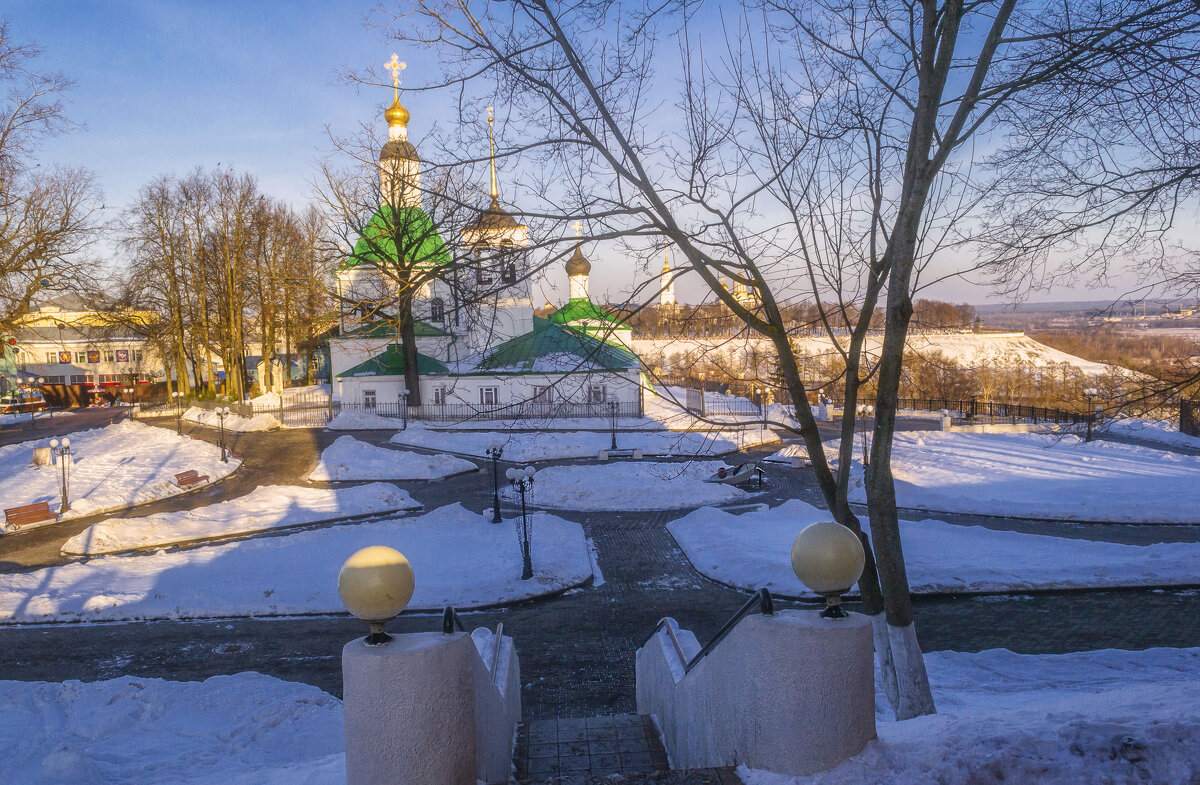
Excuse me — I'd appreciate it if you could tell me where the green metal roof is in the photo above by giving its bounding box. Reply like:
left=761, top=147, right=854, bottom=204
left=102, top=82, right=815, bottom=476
left=337, top=345, right=450, bottom=378
left=340, top=318, right=447, bottom=339
left=475, top=317, right=639, bottom=374
left=340, top=204, right=451, bottom=270
left=546, top=297, right=628, bottom=327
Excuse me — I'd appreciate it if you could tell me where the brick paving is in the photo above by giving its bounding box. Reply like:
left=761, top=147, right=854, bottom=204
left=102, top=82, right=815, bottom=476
left=1, top=415, right=1199, bottom=782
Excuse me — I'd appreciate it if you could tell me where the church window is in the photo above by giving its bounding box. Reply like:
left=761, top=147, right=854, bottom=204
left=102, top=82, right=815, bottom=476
left=430, top=298, right=445, bottom=322
left=501, top=262, right=517, bottom=284
left=479, top=386, right=499, bottom=406
left=476, top=267, right=493, bottom=285
left=363, top=389, right=377, bottom=409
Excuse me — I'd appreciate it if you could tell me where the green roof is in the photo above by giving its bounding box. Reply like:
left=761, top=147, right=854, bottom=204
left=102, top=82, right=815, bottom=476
left=340, top=318, right=447, bottom=339
left=337, top=345, right=450, bottom=378
left=547, top=297, right=628, bottom=326
left=476, top=317, right=639, bottom=374
left=341, top=204, right=451, bottom=270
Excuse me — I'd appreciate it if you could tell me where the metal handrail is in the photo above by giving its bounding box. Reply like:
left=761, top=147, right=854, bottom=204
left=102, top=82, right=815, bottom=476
left=491, top=622, right=505, bottom=686
left=442, top=605, right=467, bottom=634
left=641, top=588, right=774, bottom=676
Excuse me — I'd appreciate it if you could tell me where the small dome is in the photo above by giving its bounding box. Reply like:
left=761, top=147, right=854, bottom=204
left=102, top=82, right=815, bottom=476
left=465, top=197, right=520, bottom=231
left=380, top=139, right=419, bottom=162
left=385, top=95, right=410, bottom=128
left=566, top=246, right=591, bottom=276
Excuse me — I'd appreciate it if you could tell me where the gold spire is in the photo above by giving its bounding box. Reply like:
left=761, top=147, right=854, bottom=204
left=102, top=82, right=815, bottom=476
left=487, top=105, right=499, bottom=201
left=384, top=54, right=409, bottom=127
left=663, top=247, right=671, bottom=273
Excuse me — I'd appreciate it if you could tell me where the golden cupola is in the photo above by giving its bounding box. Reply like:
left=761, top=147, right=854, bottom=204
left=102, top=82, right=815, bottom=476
left=385, top=95, right=410, bottom=128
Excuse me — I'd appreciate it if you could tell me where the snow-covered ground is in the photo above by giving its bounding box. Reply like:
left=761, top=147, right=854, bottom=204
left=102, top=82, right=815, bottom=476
left=668, top=499, right=1200, bottom=595
left=61, top=483, right=421, bottom=557
left=840, top=430, right=1200, bottom=523
left=390, top=423, right=778, bottom=461
left=307, top=436, right=477, bottom=481
left=0, top=503, right=591, bottom=622
left=4, top=647, right=1195, bottom=785
left=0, top=672, right=345, bottom=785
left=326, top=409, right=403, bottom=430
left=502, top=461, right=750, bottom=511
left=183, top=406, right=280, bottom=432
left=0, top=409, right=72, bottom=426
left=1105, top=418, right=1200, bottom=450
left=0, top=421, right=239, bottom=524
left=740, top=646, right=1200, bottom=785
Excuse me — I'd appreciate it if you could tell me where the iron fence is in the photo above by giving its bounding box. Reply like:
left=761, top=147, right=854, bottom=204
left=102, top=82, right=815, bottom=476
left=896, top=397, right=1087, bottom=424
left=333, top=399, right=643, bottom=424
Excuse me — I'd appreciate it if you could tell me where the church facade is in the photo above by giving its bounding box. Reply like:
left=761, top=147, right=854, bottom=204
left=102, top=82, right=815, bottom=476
left=327, top=63, right=643, bottom=418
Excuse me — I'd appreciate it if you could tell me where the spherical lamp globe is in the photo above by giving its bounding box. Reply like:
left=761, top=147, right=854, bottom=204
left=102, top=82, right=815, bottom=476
left=791, top=521, right=865, bottom=619
left=337, top=545, right=415, bottom=645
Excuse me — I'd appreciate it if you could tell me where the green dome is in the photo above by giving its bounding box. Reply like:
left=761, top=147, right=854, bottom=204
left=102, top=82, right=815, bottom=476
left=341, top=204, right=451, bottom=270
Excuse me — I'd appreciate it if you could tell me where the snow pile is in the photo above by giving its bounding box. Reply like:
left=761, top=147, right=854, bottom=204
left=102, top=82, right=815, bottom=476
left=503, top=461, right=749, bottom=511
left=61, top=483, right=421, bottom=556
left=326, top=409, right=404, bottom=430
left=0, top=503, right=592, bottom=622
left=1105, top=418, right=1200, bottom=450
left=740, top=647, right=1200, bottom=785
left=391, top=423, right=778, bottom=461
left=307, top=436, right=477, bottom=481
left=0, top=421, right=239, bottom=523
left=668, top=499, right=1200, bottom=595
left=0, top=673, right=345, bottom=785
left=249, top=391, right=284, bottom=408
left=183, top=406, right=280, bottom=432
left=841, top=430, right=1200, bottom=523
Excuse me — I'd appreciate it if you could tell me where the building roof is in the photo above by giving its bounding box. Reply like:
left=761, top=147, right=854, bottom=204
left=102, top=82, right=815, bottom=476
left=339, top=318, right=447, bottom=339
left=336, top=344, right=450, bottom=378
left=380, top=139, right=419, bottom=162
left=464, top=197, right=522, bottom=232
left=565, top=246, right=591, bottom=276
left=475, top=317, right=639, bottom=374
left=547, top=297, right=628, bottom=327
left=341, top=204, right=451, bottom=271
left=15, top=323, right=145, bottom=344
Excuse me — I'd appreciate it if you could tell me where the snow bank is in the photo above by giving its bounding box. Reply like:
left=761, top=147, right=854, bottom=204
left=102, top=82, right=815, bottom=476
left=0, top=421, right=239, bottom=523
left=183, top=406, right=280, bottom=432
left=841, top=430, right=1200, bottom=523
left=1105, top=418, right=1200, bottom=450
left=0, top=673, right=344, bottom=785
left=741, top=647, right=1200, bottom=785
left=326, top=409, right=404, bottom=430
left=669, top=499, right=1200, bottom=595
left=391, top=422, right=778, bottom=461
left=0, top=503, right=592, bottom=622
left=61, top=483, right=421, bottom=556
left=503, top=461, right=749, bottom=511
left=307, top=436, right=477, bottom=481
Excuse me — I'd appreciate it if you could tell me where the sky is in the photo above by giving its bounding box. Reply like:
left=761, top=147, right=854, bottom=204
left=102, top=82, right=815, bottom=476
left=4, top=0, right=1166, bottom=309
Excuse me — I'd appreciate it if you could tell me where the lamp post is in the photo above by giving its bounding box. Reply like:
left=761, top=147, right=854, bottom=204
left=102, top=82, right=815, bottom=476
left=506, top=465, right=536, bottom=580
left=337, top=545, right=415, bottom=646
left=969, top=392, right=979, bottom=422
left=485, top=441, right=504, bottom=523
left=1083, top=387, right=1099, bottom=442
left=605, top=395, right=619, bottom=451
left=48, top=437, right=72, bottom=513
left=31, top=377, right=44, bottom=429
left=791, top=520, right=866, bottom=619
left=171, top=390, right=184, bottom=435
left=215, top=406, right=231, bottom=462
left=398, top=388, right=409, bottom=431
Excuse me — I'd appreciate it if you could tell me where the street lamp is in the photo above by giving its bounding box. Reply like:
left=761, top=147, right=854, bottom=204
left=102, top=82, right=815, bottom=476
left=605, top=395, right=620, bottom=451
left=485, top=440, right=504, bottom=523
left=397, top=388, right=409, bottom=431
left=337, top=545, right=415, bottom=646
left=1083, top=388, right=1100, bottom=442
left=506, top=465, right=536, bottom=580
left=791, top=520, right=866, bottom=619
left=48, top=437, right=72, bottom=513
left=214, top=406, right=231, bottom=462
left=171, top=390, right=184, bottom=435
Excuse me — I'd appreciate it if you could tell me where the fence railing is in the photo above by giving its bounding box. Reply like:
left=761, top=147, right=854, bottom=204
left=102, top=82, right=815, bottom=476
left=332, top=399, right=643, bottom=424
left=896, top=397, right=1087, bottom=424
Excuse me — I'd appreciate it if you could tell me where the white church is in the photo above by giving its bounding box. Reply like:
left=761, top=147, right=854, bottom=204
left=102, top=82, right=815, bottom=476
left=328, top=61, right=644, bottom=417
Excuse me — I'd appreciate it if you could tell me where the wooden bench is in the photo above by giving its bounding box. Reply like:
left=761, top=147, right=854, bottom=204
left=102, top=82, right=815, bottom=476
left=174, top=470, right=210, bottom=488
left=5, top=501, right=57, bottom=529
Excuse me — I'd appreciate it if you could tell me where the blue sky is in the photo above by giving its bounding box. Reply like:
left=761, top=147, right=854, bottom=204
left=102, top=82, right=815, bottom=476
left=5, top=1, right=1155, bottom=307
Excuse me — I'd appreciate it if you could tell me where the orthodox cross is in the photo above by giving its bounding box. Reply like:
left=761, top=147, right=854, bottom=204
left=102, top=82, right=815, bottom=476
left=385, top=54, right=406, bottom=90
left=572, top=220, right=583, bottom=237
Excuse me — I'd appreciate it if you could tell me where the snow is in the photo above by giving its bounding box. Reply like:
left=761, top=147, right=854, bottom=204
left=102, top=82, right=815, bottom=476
left=0, top=673, right=345, bottom=785
left=307, top=435, right=477, bottom=481
left=0, top=503, right=591, bottom=622
left=0, top=421, right=239, bottom=523
left=183, top=406, right=280, bottom=432
left=740, top=646, right=1200, bottom=785
left=503, top=461, right=750, bottom=511
left=0, top=410, right=72, bottom=425
left=390, top=422, right=778, bottom=461
left=326, top=409, right=403, bottom=430
left=669, top=499, right=1200, bottom=595
left=61, top=483, right=421, bottom=556
left=1105, top=418, right=1200, bottom=450
left=841, top=431, right=1200, bottom=523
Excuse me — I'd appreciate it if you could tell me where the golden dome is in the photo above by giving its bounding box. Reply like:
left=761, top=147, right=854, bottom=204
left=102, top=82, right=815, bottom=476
left=385, top=94, right=410, bottom=127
